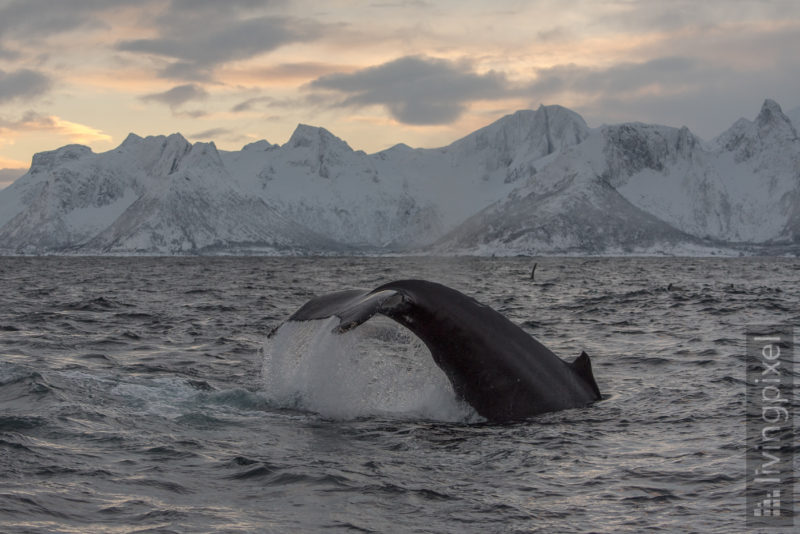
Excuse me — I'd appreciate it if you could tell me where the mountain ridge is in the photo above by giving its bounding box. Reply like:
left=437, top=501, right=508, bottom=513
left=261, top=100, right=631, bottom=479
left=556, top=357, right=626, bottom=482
left=1, top=101, right=798, bottom=256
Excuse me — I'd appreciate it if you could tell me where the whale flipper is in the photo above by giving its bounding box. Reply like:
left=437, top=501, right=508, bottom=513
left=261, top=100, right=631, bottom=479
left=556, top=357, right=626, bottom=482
left=272, top=279, right=602, bottom=421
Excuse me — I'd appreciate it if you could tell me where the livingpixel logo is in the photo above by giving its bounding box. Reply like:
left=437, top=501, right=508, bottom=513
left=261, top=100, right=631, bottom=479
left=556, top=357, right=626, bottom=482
left=746, top=327, right=794, bottom=528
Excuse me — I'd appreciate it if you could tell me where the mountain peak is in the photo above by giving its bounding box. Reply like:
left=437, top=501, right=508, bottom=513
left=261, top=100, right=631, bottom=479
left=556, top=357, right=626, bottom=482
left=181, top=141, right=223, bottom=171
left=536, top=103, right=586, bottom=121
left=164, top=132, right=190, bottom=148
left=114, top=133, right=189, bottom=154
left=30, top=144, right=93, bottom=172
left=242, top=140, right=277, bottom=152
left=3, top=99, right=799, bottom=255
left=758, top=98, right=783, bottom=121
left=755, top=99, right=796, bottom=136
left=717, top=99, right=798, bottom=159
left=120, top=133, right=144, bottom=147
left=287, top=124, right=352, bottom=152
left=451, top=104, right=590, bottom=160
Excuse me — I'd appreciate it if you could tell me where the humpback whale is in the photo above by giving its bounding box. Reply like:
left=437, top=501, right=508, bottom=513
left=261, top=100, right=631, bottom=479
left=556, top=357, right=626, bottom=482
left=270, top=280, right=601, bottom=421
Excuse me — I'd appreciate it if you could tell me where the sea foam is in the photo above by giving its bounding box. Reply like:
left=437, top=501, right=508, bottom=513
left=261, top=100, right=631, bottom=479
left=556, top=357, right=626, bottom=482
left=262, top=316, right=476, bottom=422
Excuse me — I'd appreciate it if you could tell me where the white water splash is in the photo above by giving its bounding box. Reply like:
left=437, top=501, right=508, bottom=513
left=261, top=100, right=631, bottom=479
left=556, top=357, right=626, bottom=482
left=262, top=316, right=476, bottom=422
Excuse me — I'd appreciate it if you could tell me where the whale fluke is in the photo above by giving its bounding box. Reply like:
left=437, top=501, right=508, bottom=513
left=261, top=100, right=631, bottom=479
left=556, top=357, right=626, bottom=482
left=271, top=280, right=601, bottom=421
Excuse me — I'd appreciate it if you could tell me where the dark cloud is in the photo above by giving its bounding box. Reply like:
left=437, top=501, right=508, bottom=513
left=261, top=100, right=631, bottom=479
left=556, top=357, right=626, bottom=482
left=529, top=57, right=706, bottom=97
left=231, top=96, right=275, bottom=113
left=117, top=4, right=325, bottom=81
left=119, top=17, right=304, bottom=72
left=0, top=1, right=317, bottom=81
left=580, top=71, right=800, bottom=140
left=0, top=110, right=76, bottom=131
left=0, top=110, right=111, bottom=144
left=309, top=56, right=510, bottom=125
left=0, top=0, right=145, bottom=41
left=188, top=127, right=232, bottom=140
left=0, top=110, right=47, bottom=128
left=141, top=84, right=208, bottom=110
left=252, top=61, right=350, bottom=80
left=0, top=68, right=52, bottom=104
left=524, top=56, right=720, bottom=131
left=523, top=52, right=800, bottom=138
left=536, top=26, right=570, bottom=43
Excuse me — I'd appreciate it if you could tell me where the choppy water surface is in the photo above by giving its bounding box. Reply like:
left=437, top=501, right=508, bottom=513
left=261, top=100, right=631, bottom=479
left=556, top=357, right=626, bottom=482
left=0, top=256, right=797, bottom=533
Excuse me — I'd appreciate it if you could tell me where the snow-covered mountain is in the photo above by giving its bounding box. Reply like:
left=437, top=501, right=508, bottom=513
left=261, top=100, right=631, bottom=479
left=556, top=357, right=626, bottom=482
left=219, top=105, right=590, bottom=247
left=437, top=99, right=800, bottom=254
left=0, top=134, right=334, bottom=254
left=84, top=137, right=336, bottom=254
left=221, top=125, right=441, bottom=248
left=435, top=143, right=704, bottom=255
left=0, top=100, right=798, bottom=255
left=606, top=100, right=799, bottom=242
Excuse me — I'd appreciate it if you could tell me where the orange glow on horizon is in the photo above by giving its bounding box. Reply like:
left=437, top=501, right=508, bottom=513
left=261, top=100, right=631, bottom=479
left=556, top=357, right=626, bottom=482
left=0, top=156, right=27, bottom=169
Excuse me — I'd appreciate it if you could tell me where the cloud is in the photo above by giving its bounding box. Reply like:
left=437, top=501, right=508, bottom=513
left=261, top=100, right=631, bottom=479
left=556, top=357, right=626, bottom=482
left=2, top=1, right=320, bottom=82
left=0, top=0, right=146, bottom=41
left=141, top=84, right=209, bottom=114
left=585, top=0, right=799, bottom=36
left=0, top=111, right=112, bottom=144
left=529, top=57, right=706, bottom=98
left=188, top=127, right=232, bottom=140
left=521, top=49, right=800, bottom=138
left=240, top=61, right=352, bottom=82
left=369, top=1, right=431, bottom=7
left=231, top=96, right=275, bottom=113
left=117, top=8, right=325, bottom=80
left=0, top=47, right=21, bottom=60
left=309, top=56, right=510, bottom=125
left=168, top=0, right=270, bottom=10
left=0, top=69, right=52, bottom=104
left=188, top=126, right=253, bottom=145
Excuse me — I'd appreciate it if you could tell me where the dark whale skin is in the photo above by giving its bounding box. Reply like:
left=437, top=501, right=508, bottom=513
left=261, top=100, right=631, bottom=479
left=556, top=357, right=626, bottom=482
left=277, top=279, right=601, bottom=421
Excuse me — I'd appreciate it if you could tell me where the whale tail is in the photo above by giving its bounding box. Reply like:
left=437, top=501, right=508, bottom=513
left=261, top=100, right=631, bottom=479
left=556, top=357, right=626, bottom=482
left=270, top=280, right=603, bottom=420
left=570, top=351, right=601, bottom=399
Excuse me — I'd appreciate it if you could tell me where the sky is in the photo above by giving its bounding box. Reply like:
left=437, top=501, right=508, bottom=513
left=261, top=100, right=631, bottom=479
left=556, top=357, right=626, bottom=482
left=1, top=0, right=799, bottom=187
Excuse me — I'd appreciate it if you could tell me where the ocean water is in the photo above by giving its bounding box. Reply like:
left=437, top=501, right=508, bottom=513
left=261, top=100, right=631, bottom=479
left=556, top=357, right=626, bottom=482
left=0, top=256, right=797, bottom=533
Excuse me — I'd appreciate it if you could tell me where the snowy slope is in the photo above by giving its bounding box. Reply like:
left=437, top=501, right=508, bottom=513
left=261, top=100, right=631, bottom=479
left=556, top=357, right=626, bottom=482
left=86, top=141, right=335, bottom=254
left=0, top=142, right=147, bottom=252
left=435, top=135, right=703, bottom=255
left=0, top=105, right=595, bottom=254
left=614, top=100, right=800, bottom=243
left=0, top=100, right=798, bottom=255
left=222, top=125, right=440, bottom=248
left=437, top=100, right=800, bottom=254
left=371, top=105, right=591, bottom=228
left=0, top=134, right=335, bottom=254
left=218, top=105, right=591, bottom=247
